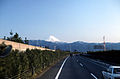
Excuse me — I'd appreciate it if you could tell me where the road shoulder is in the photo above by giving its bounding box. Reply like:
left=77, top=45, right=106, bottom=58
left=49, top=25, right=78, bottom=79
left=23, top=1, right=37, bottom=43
left=36, top=57, right=67, bottom=79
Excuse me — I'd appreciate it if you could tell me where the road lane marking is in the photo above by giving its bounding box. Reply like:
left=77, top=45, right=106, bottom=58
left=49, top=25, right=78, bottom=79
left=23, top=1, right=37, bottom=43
left=55, top=56, right=69, bottom=79
left=80, top=63, right=83, bottom=66
left=90, top=59, right=110, bottom=67
left=87, top=59, right=107, bottom=69
left=90, top=73, right=98, bottom=79
left=77, top=60, right=78, bottom=62
left=83, top=56, right=110, bottom=67
left=79, top=56, right=107, bottom=69
left=90, top=61, right=107, bottom=69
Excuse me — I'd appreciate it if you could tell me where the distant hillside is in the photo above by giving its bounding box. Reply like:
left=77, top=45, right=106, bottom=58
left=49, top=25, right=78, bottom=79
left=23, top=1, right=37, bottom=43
left=29, top=40, right=120, bottom=52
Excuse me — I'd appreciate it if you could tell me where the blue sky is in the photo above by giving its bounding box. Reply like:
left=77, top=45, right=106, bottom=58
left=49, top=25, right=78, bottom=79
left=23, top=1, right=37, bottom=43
left=0, top=0, right=120, bottom=42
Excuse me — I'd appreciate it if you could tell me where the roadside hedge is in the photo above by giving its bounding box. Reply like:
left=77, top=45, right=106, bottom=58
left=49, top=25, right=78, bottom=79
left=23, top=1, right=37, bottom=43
left=87, top=50, right=120, bottom=65
left=0, top=49, right=69, bottom=79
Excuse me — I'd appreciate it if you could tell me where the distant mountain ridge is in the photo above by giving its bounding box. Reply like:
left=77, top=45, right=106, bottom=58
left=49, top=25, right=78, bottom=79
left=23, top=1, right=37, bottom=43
left=29, top=40, right=120, bottom=52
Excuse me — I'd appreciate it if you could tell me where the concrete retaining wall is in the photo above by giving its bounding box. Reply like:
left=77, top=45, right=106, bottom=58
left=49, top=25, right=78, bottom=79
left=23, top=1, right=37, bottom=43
left=0, top=39, right=53, bottom=51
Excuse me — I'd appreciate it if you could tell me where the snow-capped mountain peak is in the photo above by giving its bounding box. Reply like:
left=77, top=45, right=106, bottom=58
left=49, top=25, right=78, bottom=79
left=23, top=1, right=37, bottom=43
left=47, top=35, right=60, bottom=42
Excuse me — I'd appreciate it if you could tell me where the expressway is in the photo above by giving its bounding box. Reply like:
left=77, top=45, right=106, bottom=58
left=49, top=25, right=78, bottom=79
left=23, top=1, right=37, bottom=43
left=37, top=55, right=109, bottom=79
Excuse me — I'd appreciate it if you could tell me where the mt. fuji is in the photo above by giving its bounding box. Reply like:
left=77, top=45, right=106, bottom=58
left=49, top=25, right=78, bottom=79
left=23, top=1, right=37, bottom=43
left=46, top=35, right=60, bottom=42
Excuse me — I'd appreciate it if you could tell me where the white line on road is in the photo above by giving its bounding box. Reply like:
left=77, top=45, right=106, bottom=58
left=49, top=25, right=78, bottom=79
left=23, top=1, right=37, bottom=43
left=90, top=73, right=98, bottom=79
left=89, top=60, right=107, bottom=69
left=77, top=60, right=78, bottom=62
left=80, top=57, right=107, bottom=69
left=55, top=56, right=69, bottom=79
left=80, top=63, right=83, bottom=66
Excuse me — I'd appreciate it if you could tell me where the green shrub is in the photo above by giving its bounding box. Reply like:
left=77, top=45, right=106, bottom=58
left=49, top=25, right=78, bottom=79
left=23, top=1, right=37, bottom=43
left=0, top=49, right=69, bottom=79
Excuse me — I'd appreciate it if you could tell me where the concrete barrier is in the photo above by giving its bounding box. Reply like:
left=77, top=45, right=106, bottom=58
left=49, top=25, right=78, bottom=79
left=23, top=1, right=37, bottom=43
left=0, top=39, right=54, bottom=51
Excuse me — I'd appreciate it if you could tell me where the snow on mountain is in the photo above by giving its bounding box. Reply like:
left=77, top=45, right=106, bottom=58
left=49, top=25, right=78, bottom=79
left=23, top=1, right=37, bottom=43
left=46, top=35, right=60, bottom=42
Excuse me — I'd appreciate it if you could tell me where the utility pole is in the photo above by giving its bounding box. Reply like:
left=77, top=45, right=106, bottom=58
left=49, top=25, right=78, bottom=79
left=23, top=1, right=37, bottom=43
left=54, top=46, right=56, bottom=51
left=10, top=30, right=13, bottom=40
left=39, top=40, right=40, bottom=47
left=103, top=36, right=106, bottom=51
left=69, top=44, right=71, bottom=53
left=35, top=40, right=37, bottom=49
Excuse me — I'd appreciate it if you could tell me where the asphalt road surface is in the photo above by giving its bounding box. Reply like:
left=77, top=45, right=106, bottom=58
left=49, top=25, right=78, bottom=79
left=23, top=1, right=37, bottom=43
left=37, top=55, right=109, bottom=79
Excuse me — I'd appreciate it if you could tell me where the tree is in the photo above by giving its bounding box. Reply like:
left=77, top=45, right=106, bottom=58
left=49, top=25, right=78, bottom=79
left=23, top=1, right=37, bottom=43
left=13, top=33, right=19, bottom=39
left=4, top=36, right=6, bottom=40
left=10, top=30, right=13, bottom=36
left=7, top=32, right=24, bottom=43
left=74, top=49, right=77, bottom=52
left=6, top=31, right=29, bottom=44
left=0, top=42, right=7, bottom=51
left=45, top=46, right=49, bottom=49
left=24, top=37, right=29, bottom=44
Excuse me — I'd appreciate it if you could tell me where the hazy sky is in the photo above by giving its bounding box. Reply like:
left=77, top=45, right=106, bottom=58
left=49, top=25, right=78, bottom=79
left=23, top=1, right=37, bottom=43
left=0, top=0, right=120, bottom=43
